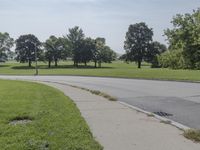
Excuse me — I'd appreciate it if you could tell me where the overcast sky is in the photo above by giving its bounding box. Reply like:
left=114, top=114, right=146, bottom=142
left=0, top=0, right=200, bottom=53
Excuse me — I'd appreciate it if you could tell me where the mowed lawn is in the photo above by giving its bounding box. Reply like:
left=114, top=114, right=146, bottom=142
left=0, top=80, right=102, bottom=150
left=0, top=61, right=200, bottom=81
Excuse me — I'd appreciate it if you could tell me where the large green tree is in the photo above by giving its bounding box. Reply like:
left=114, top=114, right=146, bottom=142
left=44, top=36, right=67, bottom=68
left=66, top=26, right=85, bottom=67
left=124, top=22, right=153, bottom=68
left=165, top=8, right=200, bottom=69
left=79, top=38, right=94, bottom=66
left=15, top=34, right=41, bottom=67
left=0, top=32, right=14, bottom=61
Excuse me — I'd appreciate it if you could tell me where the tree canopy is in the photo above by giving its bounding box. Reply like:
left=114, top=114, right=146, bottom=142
left=15, top=34, right=41, bottom=67
left=65, top=26, right=116, bottom=68
left=164, top=8, right=200, bottom=69
left=44, top=36, right=68, bottom=68
left=124, top=22, right=153, bottom=68
left=66, top=26, right=85, bottom=67
left=146, top=41, right=167, bottom=67
left=0, top=32, right=14, bottom=61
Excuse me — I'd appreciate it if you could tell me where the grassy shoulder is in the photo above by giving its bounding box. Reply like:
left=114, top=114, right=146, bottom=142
left=0, top=61, right=200, bottom=82
left=68, top=84, right=117, bottom=101
left=184, top=129, right=200, bottom=142
left=0, top=80, right=102, bottom=150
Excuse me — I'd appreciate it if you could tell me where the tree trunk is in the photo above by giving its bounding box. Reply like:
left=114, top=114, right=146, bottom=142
left=55, top=59, right=58, bottom=67
left=84, top=62, right=87, bottom=66
left=48, top=60, right=51, bottom=68
left=74, top=61, right=79, bottom=67
left=28, top=60, right=32, bottom=67
left=98, top=61, right=101, bottom=68
left=94, top=61, right=97, bottom=68
left=138, top=60, right=141, bottom=69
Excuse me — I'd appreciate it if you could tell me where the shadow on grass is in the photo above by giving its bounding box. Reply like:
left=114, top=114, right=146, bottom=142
left=43, top=65, right=113, bottom=69
left=0, top=64, right=10, bottom=68
left=12, top=65, right=114, bottom=70
left=12, top=66, right=35, bottom=70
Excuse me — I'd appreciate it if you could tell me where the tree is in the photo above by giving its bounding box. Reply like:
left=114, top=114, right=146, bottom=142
left=66, top=26, right=85, bottom=67
left=65, top=27, right=116, bottom=68
left=15, top=34, right=41, bottom=67
left=164, top=8, right=200, bottom=69
left=44, top=36, right=66, bottom=68
left=124, top=22, right=153, bottom=68
left=92, top=37, right=106, bottom=68
left=146, top=41, right=167, bottom=67
left=79, top=38, right=94, bottom=66
left=98, top=46, right=116, bottom=67
left=158, top=49, right=185, bottom=69
left=59, top=37, right=71, bottom=61
left=91, top=37, right=117, bottom=68
left=7, top=51, right=16, bottom=60
left=151, top=41, right=167, bottom=55
left=119, top=54, right=128, bottom=62
left=0, top=32, right=14, bottom=61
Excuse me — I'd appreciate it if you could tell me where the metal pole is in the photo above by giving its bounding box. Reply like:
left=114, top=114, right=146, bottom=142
left=35, top=46, right=38, bottom=75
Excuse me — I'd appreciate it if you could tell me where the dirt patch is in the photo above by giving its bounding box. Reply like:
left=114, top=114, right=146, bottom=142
left=9, top=116, right=33, bottom=125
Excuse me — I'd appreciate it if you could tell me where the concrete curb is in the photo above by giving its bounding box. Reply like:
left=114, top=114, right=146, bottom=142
left=119, top=101, right=190, bottom=131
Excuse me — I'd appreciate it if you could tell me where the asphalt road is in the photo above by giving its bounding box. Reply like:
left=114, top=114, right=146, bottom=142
left=0, top=75, right=200, bottom=129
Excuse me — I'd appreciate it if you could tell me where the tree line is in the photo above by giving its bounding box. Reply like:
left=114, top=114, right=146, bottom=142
left=1, top=8, right=199, bottom=70
left=0, top=26, right=117, bottom=68
left=123, top=8, right=200, bottom=69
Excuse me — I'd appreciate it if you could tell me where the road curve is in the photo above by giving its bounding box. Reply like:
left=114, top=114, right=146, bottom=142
left=0, top=75, right=200, bottom=129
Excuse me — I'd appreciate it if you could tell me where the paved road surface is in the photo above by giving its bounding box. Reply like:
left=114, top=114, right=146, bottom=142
left=0, top=75, right=200, bottom=129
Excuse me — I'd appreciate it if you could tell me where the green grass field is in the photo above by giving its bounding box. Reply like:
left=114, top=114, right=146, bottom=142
left=0, top=80, right=102, bottom=150
left=0, top=61, right=200, bottom=81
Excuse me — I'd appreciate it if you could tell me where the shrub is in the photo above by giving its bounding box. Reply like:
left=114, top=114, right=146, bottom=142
left=158, top=49, right=186, bottom=69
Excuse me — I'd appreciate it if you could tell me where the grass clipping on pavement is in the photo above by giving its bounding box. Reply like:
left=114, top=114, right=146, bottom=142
left=0, top=80, right=102, bottom=150
left=184, top=129, right=200, bottom=142
left=69, top=84, right=117, bottom=101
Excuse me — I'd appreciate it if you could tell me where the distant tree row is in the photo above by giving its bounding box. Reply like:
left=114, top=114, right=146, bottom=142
left=0, top=26, right=116, bottom=68
left=123, top=8, right=200, bottom=69
left=1, top=8, right=200, bottom=70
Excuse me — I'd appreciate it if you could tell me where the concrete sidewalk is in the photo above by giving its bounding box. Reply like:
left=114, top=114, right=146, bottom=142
left=42, top=81, right=199, bottom=150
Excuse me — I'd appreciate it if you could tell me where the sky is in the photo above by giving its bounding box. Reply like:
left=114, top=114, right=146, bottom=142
left=0, top=0, right=200, bottom=53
